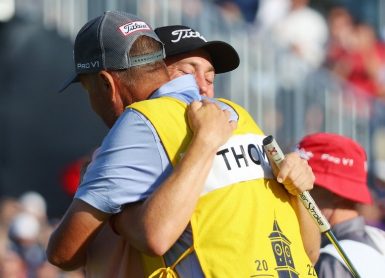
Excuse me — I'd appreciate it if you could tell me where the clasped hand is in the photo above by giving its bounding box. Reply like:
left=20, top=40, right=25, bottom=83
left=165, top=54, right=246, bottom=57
left=187, top=100, right=237, bottom=151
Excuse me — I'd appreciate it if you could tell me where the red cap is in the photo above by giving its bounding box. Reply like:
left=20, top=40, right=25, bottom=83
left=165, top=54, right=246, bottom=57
left=297, top=133, right=372, bottom=204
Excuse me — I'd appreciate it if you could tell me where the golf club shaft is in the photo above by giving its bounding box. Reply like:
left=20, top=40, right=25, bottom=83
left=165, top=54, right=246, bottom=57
left=262, top=135, right=360, bottom=278
left=324, top=230, right=360, bottom=277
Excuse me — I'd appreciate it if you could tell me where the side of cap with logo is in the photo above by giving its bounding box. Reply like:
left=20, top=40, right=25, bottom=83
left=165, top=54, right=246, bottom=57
left=59, top=10, right=165, bottom=92
left=297, top=132, right=372, bottom=204
left=154, top=25, right=239, bottom=74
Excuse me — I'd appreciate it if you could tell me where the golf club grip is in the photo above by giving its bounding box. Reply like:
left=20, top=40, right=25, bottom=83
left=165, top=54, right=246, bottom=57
left=262, top=135, right=331, bottom=233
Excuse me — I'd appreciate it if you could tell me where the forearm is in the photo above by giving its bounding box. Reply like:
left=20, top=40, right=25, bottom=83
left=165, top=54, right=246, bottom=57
left=115, top=135, right=219, bottom=255
left=47, top=222, right=88, bottom=270
left=114, top=100, right=236, bottom=256
left=46, top=199, right=108, bottom=270
left=291, top=195, right=321, bottom=264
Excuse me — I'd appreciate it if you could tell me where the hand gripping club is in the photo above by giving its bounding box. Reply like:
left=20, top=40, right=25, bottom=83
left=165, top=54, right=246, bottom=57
left=263, top=135, right=360, bottom=278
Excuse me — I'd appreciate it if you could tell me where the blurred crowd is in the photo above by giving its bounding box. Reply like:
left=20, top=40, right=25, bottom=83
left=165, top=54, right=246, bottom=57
left=0, top=192, right=85, bottom=277
left=2, top=0, right=385, bottom=276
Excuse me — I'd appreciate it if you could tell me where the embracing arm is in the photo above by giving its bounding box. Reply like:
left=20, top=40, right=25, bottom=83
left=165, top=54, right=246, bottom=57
left=112, top=100, right=236, bottom=256
left=46, top=199, right=109, bottom=270
left=270, top=152, right=321, bottom=264
left=291, top=195, right=321, bottom=264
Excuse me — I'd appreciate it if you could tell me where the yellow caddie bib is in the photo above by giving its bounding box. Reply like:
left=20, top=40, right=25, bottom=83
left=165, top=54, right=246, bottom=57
left=129, top=97, right=317, bottom=278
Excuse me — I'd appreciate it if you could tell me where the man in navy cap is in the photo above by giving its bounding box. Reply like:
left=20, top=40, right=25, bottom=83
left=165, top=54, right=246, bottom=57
left=155, top=25, right=239, bottom=98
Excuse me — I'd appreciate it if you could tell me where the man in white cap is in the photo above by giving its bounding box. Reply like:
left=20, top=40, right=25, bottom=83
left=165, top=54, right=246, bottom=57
left=298, top=132, right=385, bottom=277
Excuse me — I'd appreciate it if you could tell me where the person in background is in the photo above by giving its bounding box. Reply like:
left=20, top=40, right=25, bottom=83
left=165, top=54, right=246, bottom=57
left=214, top=0, right=260, bottom=24
left=297, top=132, right=385, bottom=277
left=272, top=0, right=328, bottom=69
left=0, top=248, right=27, bottom=278
left=8, top=212, right=45, bottom=278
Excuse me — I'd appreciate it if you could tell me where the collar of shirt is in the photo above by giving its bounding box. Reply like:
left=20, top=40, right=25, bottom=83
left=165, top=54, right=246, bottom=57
left=151, top=74, right=202, bottom=103
left=321, top=216, right=366, bottom=247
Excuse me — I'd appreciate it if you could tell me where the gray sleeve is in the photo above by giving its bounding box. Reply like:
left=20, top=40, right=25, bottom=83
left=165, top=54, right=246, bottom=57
left=315, top=253, right=353, bottom=278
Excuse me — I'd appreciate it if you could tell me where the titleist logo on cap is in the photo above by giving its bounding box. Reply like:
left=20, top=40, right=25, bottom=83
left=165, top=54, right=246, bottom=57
left=119, top=21, right=150, bottom=36
left=171, top=28, right=207, bottom=43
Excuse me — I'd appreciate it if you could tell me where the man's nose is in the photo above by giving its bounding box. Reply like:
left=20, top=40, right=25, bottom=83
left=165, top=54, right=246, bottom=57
left=196, top=75, right=208, bottom=96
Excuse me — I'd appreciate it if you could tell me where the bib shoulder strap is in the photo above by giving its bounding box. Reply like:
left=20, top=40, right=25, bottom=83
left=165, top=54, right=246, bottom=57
left=320, top=240, right=385, bottom=277
left=216, top=98, right=264, bottom=135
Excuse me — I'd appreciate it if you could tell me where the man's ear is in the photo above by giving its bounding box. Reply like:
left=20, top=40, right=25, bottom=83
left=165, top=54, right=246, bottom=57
left=98, top=70, right=125, bottom=107
left=98, top=71, right=116, bottom=95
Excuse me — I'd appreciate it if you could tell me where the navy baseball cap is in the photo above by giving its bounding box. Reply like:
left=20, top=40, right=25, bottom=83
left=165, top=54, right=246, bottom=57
left=59, top=11, right=165, bottom=92
left=154, top=25, right=239, bottom=74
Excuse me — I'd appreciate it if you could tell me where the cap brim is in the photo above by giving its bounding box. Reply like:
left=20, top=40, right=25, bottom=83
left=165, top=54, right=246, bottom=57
left=202, top=41, right=240, bottom=74
left=315, top=172, right=373, bottom=204
left=58, top=74, right=80, bottom=93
